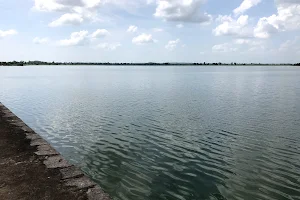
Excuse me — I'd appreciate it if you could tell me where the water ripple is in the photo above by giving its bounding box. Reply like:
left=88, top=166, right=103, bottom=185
left=1, top=65, right=300, bottom=200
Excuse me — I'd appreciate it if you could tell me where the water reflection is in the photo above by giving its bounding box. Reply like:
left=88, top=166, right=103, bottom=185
left=1, top=65, right=300, bottom=200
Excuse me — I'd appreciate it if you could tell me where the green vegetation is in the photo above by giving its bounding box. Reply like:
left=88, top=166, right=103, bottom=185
left=0, top=61, right=299, bottom=66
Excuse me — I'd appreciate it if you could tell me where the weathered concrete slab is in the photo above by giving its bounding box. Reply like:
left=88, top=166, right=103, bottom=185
left=87, top=186, right=111, bottom=200
left=10, top=121, right=26, bottom=127
left=44, top=155, right=73, bottom=169
left=26, top=133, right=41, bottom=140
left=21, top=126, right=34, bottom=133
left=60, top=166, right=84, bottom=180
left=3, top=109, right=11, bottom=113
left=30, top=138, right=48, bottom=146
left=64, top=176, right=96, bottom=189
left=3, top=113, right=15, bottom=118
left=7, top=118, right=20, bottom=123
left=35, top=145, right=59, bottom=156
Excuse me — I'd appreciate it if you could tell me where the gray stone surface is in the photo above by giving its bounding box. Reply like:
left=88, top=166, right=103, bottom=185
left=10, top=121, right=26, bottom=127
left=30, top=138, right=48, bottom=146
left=3, top=113, right=15, bottom=118
left=64, top=176, right=96, bottom=189
left=44, top=155, right=73, bottom=169
left=26, top=133, right=41, bottom=140
left=60, top=166, right=84, bottom=180
left=7, top=118, right=19, bottom=124
left=87, top=186, right=111, bottom=200
left=1, top=109, right=9, bottom=113
left=35, top=145, right=59, bottom=156
left=3, top=109, right=11, bottom=113
left=21, top=126, right=33, bottom=133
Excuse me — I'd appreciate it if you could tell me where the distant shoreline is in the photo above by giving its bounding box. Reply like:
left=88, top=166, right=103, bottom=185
left=1, top=61, right=300, bottom=66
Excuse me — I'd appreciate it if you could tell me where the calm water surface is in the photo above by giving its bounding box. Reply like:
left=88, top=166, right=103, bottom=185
left=1, top=65, right=300, bottom=200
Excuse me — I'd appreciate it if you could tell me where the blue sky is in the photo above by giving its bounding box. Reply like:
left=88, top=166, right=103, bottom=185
left=0, top=0, right=299, bottom=63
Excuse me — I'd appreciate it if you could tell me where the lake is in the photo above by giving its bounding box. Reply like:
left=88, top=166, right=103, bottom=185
left=1, top=65, right=300, bottom=200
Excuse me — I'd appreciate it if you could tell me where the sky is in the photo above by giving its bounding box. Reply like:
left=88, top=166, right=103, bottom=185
left=0, top=0, right=300, bottom=63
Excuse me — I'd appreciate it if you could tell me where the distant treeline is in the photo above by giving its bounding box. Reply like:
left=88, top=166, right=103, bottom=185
left=0, top=61, right=299, bottom=66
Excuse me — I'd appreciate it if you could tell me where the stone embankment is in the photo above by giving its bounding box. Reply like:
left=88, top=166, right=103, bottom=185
left=0, top=102, right=111, bottom=200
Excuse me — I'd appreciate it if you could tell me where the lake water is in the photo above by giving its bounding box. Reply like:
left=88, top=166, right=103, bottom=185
left=1, top=65, right=300, bottom=200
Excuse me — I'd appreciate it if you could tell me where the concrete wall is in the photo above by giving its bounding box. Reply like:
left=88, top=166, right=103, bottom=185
left=0, top=102, right=111, bottom=200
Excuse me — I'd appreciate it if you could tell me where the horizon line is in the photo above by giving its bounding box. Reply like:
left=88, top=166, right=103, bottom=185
left=1, top=61, right=300, bottom=66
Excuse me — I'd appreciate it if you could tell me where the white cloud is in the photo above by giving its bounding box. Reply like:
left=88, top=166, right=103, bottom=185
left=127, top=25, right=138, bottom=33
left=33, top=0, right=109, bottom=26
left=33, top=37, right=49, bottom=44
left=254, top=0, right=300, bottom=38
left=90, top=29, right=110, bottom=38
left=234, top=39, right=251, bottom=44
left=0, top=29, right=17, bottom=38
left=35, top=0, right=213, bottom=27
left=33, top=0, right=66, bottom=12
left=49, top=13, right=84, bottom=27
left=82, top=0, right=101, bottom=8
left=33, top=0, right=101, bottom=12
left=176, top=24, right=184, bottom=28
left=212, top=43, right=238, bottom=52
left=154, top=0, right=212, bottom=23
left=278, top=36, right=300, bottom=52
left=33, top=0, right=146, bottom=17
left=234, top=38, right=264, bottom=51
left=58, top=30, right=89, bottom=46
left=213, top=15, right=251, bottom=37
left=153, top=28, right=164, bottom=32
left=96, top=43, right=121, bottom=50
left=234, top=0, right=262, bottom=15
left=254, top=17, right=278, bottom=38
left=165, top=39, right=180, bottom=51
left=71, top=6, right=98, bottom=21
left=234, top=39, right=262, bottom=46
left=57, top=29, right=114, bottom=47
left=132, top=33, right=155, bottom=45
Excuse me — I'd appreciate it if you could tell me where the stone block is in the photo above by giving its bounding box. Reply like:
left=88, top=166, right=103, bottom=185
left=35, top=145, right=59, bottom=156
left=43, top=155, right=72, bottom=169
left=60, top=166, right=84, bottom=180
left=31, top=138, right=48, bottom=146
left=64, top=176, right=96, bottom=189
left=87, top=186, right=111, bottom=200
